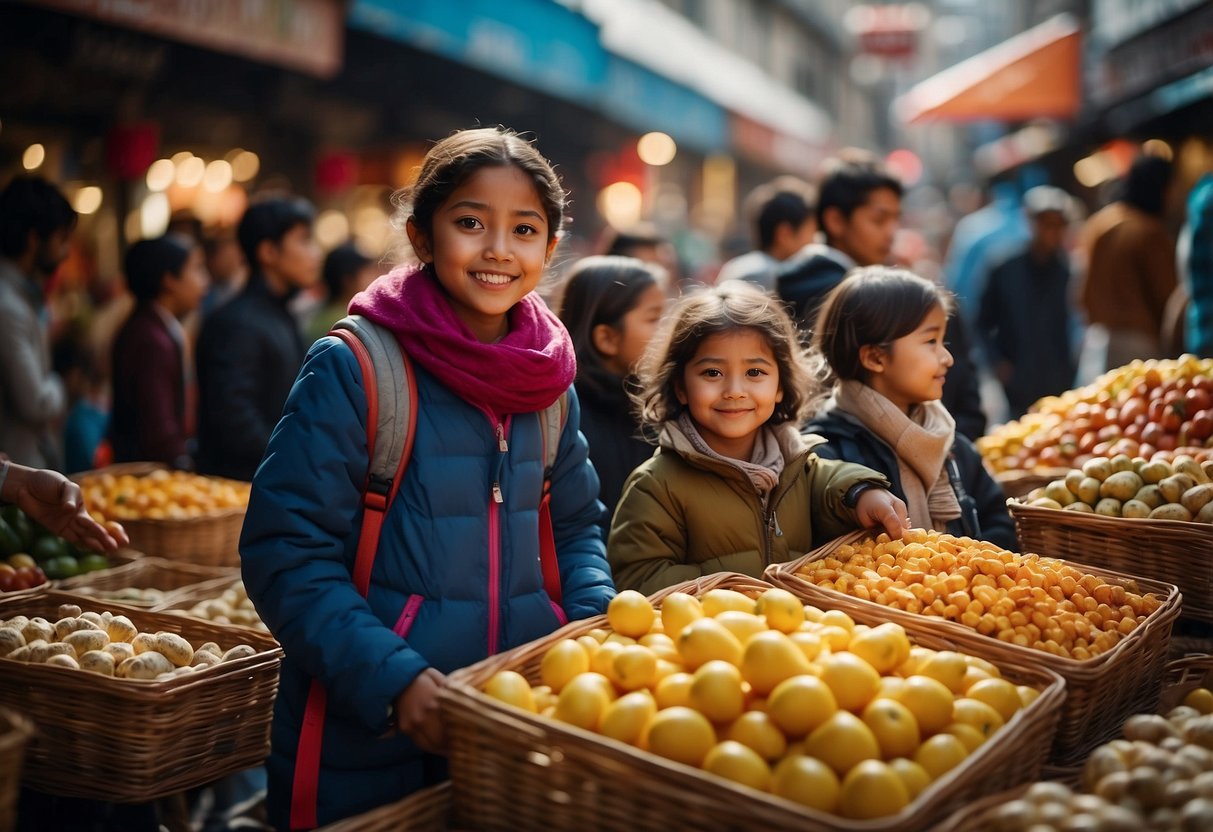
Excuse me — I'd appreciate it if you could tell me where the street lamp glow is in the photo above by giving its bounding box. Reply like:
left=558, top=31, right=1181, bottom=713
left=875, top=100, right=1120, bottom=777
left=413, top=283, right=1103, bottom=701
left=203, top=160, right=233, bottom=193
left=231, top=150, right=261, bottom=182
left=597, top=181, right=644, bottom=229
left=22, top=144, right=45, bottom=170
left=176, top=156, right=206, bottom=188
left=73, top=186, right=103, bottom=215
left=637, top=132, right=677, bottom=166
left=146, top=159, right=175, bottom=192
left=315, top=209, right=350, bottom=249
left=141, top=193, right=170, bottom=237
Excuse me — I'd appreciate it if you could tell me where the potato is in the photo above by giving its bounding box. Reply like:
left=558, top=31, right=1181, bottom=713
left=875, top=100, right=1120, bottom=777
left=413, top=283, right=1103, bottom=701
left=1065, top=501, right=1095, bottom=513
left=1100, top=471, right=1144, bottom=502
left=21, top=618, right=54, bottom=644
left=105, top=642, right=135, bottom=662
left=54, top=616, right=101, bottom=641
left=1139, top=460, right=1172, bottom=484
left=0, top=628, right=25, bottom=657
left=117, top=651, right=174, bottom=680
left=1173, top=455, right=1210, bottom=484
left=1083, top=457, right=1113, bottom=481
left=56, top=603, right=83, bottom=619
left=78, top=650, right=115, bottom=676
left=1029, top=497, right=1063, bottom=510
left=1135, top=485, right=1166, bottom=509
left=221, top=644, right=256, bottom=662
left=155, top=632, right=194, bottom=668
left=106, top=615, right=138, bottom=644
left=1198, top=502, right=1213, bottom=524
left=1075, top=476, right=1102, bottom=505
left=1122, top=499, right=1152, bottom=519
left=1109, top=454, right=1135, bottom=474
left=197, top=641, right=223, bottom=657
left=191, top=650, right=221, bottom=668
left=1095, top=498, right=1123, bottom=517
left=1064, top=469, right=1085, bottom=495
left=31, top=641, right=75, bottom=663
left=6, top=645, right=32, bottom=662
left=63, top=629, right=109, bottom=655
left=1160, top=474, right=1198, bottom=505
left=1204, top=460, right=1213, bottom=481
left=45, top=653, right=79, bottom=670
left=1044, top=480, right=1077, bottom=506
left=131, top=632, right=159, bottom=655
left=4, top=615, right=29, bottom=632
left=1150, top=503, right=1194, bottom=522
left=1182, top=484, right=1213, bottom=515
left=79, top=611, right=104, bottom=625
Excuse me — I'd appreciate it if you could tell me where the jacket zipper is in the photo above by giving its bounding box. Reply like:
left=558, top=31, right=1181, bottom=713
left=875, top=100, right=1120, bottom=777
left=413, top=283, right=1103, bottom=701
left=393, top=594, right=424, bottom=638
left=761, top=484, right=793, bottom=565
left=484, top=412, right=511, bottom=656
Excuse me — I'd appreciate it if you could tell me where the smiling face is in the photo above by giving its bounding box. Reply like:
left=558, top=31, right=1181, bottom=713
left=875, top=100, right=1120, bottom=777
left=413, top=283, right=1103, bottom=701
left=408, top=164, right=557, bottom=343
left=676, top=328, right=784, bottom=460
left=862, top=303, right=952, bottom=413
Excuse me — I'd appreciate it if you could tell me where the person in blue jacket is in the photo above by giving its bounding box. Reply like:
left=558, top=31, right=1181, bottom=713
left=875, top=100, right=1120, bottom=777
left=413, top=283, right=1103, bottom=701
left=240, top=127, right=616, bottom=829
left=804, top=266, right=1017, bottom=551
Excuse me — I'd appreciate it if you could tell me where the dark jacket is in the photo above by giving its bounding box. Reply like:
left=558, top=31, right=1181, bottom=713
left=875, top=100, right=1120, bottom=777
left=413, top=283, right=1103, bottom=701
left=805, top=409, right=1017, bottom=551
left=575, top=378, right=653, bottom=535
left=939, top=312, right=987, bottom=441
left=241, top=338, right=614, bottom=828
left=775, top=249, right=849, bottom=328
left=978, top=247, right=1076, bottom=417
left=195, top=276, right=306, bottom=480
left=110, top=303, right=189, bottom=467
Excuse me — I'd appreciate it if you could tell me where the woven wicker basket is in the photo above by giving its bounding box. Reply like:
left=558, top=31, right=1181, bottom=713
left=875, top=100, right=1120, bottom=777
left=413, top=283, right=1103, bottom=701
left=1010, top=499, right=1213, bottom=624
left=0, top=590, right=282, bottom=802
left=440, top=573, right=1065, bottom=832
left=1160, top=653, right=1213, bottom=713
left=54, top=557, right=237, bottom=608
left=316, top=782, right=452, bottom=832
left=765, top=531, right=1181, bottom=767
left=0, top=706, right=34, bottom=832
left=995, top=468, right=1070, bottom=500
left=156, top=574, right=269, bottom=633
left=71, top=463, right=247, bottom=567
left=930, top=784, right=1031, bottom=832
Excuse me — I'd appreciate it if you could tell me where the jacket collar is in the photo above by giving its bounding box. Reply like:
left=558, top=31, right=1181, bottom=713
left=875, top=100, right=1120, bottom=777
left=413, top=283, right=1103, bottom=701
left=657, top=419, right=823, bottom=484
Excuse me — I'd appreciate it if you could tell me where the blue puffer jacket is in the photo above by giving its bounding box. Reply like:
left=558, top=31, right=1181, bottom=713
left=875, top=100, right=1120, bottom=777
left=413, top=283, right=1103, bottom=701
left=241, top=337, right=616, bottom=828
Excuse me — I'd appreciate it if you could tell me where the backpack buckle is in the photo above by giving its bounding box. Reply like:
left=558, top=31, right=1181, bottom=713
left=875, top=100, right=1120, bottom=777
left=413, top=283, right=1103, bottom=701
left=365, top=474, right=392, bottom=511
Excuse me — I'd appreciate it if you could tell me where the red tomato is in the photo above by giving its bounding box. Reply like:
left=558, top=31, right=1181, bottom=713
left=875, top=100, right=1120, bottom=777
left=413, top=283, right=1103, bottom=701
left=1163, top=406, right=1184, bottom=432
left=1186, top=388, right=1212, bottom=414
left=1165, top=390, right=1184, bottom=407
left=0, top=572, right=14, bottom=593
left=1191, top=410, right=1213, bottom=441
left=1156, top=432, right=1179, bottom=452
left=1148, top=399, right=1167, bottom=423
left=1123, top=422, right=1144, bottom=441
left=1141, top=423, right=1165, bottom=447
left=1078, top=431, right=1100, bottom=453
left=1119, top=398, right=1148, bottom=427
left=1139, top=443, right=1157, bottom=459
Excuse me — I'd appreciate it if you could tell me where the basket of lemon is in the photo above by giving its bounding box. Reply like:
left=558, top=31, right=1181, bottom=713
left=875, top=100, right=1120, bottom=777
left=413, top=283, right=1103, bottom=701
left=439, top=573, right=1064, bottom=832
left=72, top=463, right=250, bottom=567
left=765, top=529, right=1181, bottom=766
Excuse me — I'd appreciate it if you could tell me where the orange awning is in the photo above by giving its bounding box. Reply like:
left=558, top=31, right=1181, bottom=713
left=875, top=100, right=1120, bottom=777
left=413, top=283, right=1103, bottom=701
left=895, top=14, right=1081, bottom=124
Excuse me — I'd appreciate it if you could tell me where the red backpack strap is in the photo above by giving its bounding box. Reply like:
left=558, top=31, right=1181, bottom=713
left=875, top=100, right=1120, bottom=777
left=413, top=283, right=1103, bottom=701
left=290, top=319, right=417, bottom=830
left=537, top=393, right=569, bottom=608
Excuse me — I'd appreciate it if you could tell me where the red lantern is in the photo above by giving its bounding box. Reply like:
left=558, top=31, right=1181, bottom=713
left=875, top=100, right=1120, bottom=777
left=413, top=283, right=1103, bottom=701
left=106, top=123, right=159, bottom=181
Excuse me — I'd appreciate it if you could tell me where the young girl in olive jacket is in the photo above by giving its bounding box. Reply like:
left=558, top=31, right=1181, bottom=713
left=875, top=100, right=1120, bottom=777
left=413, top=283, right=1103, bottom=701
left=607, top=281, right=910, bottom=595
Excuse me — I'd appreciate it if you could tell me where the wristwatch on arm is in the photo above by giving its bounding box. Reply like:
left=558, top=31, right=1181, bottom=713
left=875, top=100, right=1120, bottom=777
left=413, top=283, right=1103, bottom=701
left=842, top=481, right=880, bottom=509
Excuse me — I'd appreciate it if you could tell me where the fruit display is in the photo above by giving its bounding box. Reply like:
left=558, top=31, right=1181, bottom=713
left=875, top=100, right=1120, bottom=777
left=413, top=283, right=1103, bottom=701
left=0, top=505, right=113, bottom=590
left=974, top=690, right=1213, bottom=831
left=0, top=602, right=257, bottom=680
left=480, top=587, right=1048, bottom=821
left=792, top=529, right=1163, bottom=660
left=77, top=468, right=250, bottom=522
left=1023, top=453, right=1213, bottom=523
left=171, top=579, right=268, bottom=632
left=68, top=586, right=169, bottom=605
left=978, top=356, right=1213, bottom=475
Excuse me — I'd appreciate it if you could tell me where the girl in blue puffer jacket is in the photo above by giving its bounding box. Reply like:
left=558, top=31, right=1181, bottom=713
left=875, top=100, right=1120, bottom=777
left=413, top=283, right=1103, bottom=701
left=240, top=127, right=616, bottom=829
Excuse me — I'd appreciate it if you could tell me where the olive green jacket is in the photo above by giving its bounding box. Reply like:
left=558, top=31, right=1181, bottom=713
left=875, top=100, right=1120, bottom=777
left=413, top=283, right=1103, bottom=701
left=606, top=421, right=890, bottom=595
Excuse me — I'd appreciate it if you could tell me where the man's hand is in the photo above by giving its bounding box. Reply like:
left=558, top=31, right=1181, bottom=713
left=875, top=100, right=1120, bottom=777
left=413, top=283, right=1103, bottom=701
left=854, top=487, right=911, bottom=540
left=393, top=667, right=447, bottom=754
left=3, top=464, right=128, bottom=552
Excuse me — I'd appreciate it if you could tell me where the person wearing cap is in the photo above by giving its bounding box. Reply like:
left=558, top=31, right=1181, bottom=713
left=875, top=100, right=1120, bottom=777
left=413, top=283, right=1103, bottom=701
left=977, top=185, right=1077, bottom=418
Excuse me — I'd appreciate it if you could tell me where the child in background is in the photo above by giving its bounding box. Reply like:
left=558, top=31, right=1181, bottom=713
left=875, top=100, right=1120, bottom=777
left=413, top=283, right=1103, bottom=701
left=304, top=241, right=379, bottom=345
left=557, top=255, right=666, bottom=532
left=805, top=266, right=1016, bottom=549
left=110, top=234, right=209, bottom=468
left=607, top=281, right=908, bottom=595
left=240, top=127, right=615, bottom=828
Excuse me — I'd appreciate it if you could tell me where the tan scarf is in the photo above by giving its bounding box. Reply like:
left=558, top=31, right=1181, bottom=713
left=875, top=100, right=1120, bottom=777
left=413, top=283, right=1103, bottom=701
left=834, top=380, right=961, bottom=531
left=667, top=412, right=790, bottom=497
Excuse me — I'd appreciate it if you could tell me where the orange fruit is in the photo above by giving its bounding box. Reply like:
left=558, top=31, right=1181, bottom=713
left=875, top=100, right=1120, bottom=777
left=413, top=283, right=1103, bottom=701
left=838, top=760, right=910, bottom=819
left=599, top=691, right=657, bottom=745
left=678, top=618, right=743, bottom=669
left=645, top=706, right=716, bottom=767
left=848, top=622, right=911, bottom=675
left=891, top=675, right=955, bottom=735
left=861, top=698, right=921, bottom=759
left=755, top=587, right=804, bottom=633
left=741, top=630, right=812, bottom=695
left=689, top=660, right=745, bottom=724
left=726, top=711, right=788, bottom=762
left=771, top=754, right=840, bottom=812
left=540, top=639, right=590, bottom=693
left=767, top=675, right=837, bottom=738
left=966, top=678, right=1023, bottom=722
left=818, top=652, right=881, bottom=712
left=483, top=670, right=536, bottom=712
left=803, top=711, right=881, bottom=776
left=913, top=733, right=968, bottom=780
left=607, top=590, right=656, bottom=638
left=1184, top=687, right=1213, bottom=715
left=703, top=740, right=772, bottom=791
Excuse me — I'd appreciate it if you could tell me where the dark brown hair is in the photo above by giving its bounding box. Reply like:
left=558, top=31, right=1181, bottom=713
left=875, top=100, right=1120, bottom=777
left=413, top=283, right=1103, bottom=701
left=633, top=281, right=810, bottom=428
left=391, top=127, right=565, bottom=261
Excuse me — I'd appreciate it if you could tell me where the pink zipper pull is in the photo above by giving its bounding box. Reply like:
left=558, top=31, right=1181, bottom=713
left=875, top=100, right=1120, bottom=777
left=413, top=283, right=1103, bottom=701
left=496, top=423, right=508, bottom=452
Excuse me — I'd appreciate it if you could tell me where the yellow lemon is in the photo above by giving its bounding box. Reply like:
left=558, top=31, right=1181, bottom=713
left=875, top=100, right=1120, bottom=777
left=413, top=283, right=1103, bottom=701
left=703, top=740, right=772, bottom=791
left=741, top=630, right=812, bottom=695
left=576, top=635, right=601, bottom=662
left=918, top=651, right=968, bottom=694
left=604, top=632, right=636, bottom=646
left=819, top=609, right=855, bottom=632
left=639, top=632, right=677, bottom=654
left=607, top=589, right=655, bottom=638
left=726, top=711, right=788, bottom=762
left=861, top=698, right=921, bottom=760
left=645, top=706, right=716, bottom=767
left=888, top=757, right=931, bottom=800
left=803, top=711, right=881, bottom=776
left=677, top=617, right=743, bottom=669
left=587, top=627, right=610, bottom=643
left=963, top=654, right=1001, bottom=678
left=890, top=675, right=955, bottom=736
left=531, top=685, right=556, bottom=712
left=896, top=646, right=935, bottom=678
left=599, top=690, right=657, bottom=745
left=951, top=697, right=1005, bottom=740
left=818, top=652, right=881, bottom=712
left=1184, top=687, right=1213, bottom=715
left=817, top=625, right=851, bottom=651
left=943, top=722, right=986, bottom=753
left=483, top=670, right=537, bottom=713
left=689, top=660, right=745, bottom=724
left=788, top=631, right=825, bottom=663
left=802, top=605, right=826, bottom=623
left=961, top=665, right=993, bottom=692
left=540, top=638, right=589, bottom=693
left=755, top=587, right=804, bottom=633
left=876, top=675, right=907, bottom=700
left=590, top=640, right=624, bottom=678
left=771, top=754, right=840, bottom=812
left=848, top=622, right=911, bottom=675
left=701, top=588, right=756, bottom=617
left=554, top=673, right=612, bottom=731
left=966, top=678, right=1023, bottom=722
left=913, top=733, right=969, bottom=780
left=767, top=675, right=837, bottom=738
left=1017, top=685, right=1041, bottom=709
left=660, top=593, right=703, bottom=640
left=654, top=671, right=694, bottom=710
left=838, top=759, right=911, bottom=819
left=714, top=610, right=769, bottom=645
left=611, top=644, right=659, bottom=691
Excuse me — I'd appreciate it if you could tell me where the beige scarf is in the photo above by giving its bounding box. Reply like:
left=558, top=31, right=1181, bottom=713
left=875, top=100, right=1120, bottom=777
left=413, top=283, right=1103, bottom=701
left=834, top=380, right=961, bottom=531
left=668, top=412, right=790, bottom=497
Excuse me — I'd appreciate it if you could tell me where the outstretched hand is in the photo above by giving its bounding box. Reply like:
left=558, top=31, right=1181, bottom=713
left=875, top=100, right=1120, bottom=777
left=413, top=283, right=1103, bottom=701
left=394, top=667, right=447, bottom=754
left=3, top=464, right=128, bottom=553
left=854, top=487, right=911, bottom=540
